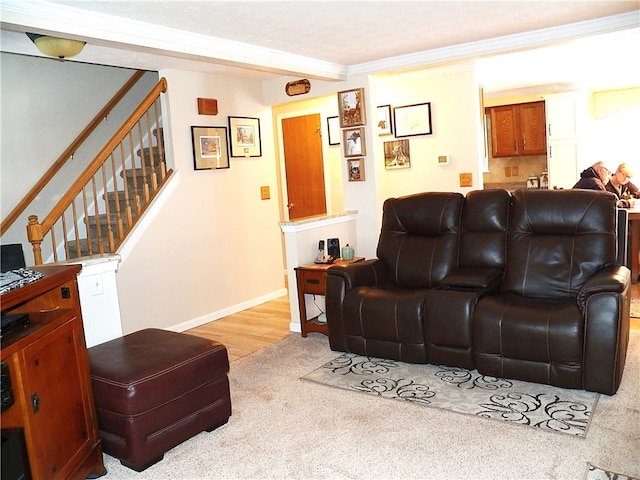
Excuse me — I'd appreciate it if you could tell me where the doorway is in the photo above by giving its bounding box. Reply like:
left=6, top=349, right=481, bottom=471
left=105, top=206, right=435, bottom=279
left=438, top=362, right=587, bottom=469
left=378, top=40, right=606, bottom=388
left=281, top=113, right=326, bottom=220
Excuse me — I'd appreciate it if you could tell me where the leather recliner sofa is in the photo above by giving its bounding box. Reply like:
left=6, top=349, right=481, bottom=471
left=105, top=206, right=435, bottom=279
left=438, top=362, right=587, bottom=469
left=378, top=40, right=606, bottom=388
left=325, top=189, right=631, bottom=395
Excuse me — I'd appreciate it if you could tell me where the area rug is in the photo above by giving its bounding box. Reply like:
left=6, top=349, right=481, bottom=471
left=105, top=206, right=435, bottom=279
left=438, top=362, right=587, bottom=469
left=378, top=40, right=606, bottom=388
left=631, top=298, right=640, bottom=318
left=303, top=353, right=598, bottom=437
left=585, top=463, right=639, bottom=480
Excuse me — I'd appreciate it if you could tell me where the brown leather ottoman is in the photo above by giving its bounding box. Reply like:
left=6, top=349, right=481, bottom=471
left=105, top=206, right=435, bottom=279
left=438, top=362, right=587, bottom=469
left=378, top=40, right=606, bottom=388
left=87, top=328, right=231, bottom=472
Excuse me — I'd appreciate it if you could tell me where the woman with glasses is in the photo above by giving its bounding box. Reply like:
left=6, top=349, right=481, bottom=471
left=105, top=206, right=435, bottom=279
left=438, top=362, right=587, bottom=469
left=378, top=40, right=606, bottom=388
left=606, top=162, right=639, bottom=199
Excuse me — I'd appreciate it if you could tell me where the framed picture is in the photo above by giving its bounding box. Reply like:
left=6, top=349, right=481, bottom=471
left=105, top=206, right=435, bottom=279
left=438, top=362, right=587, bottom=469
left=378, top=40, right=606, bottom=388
left=377, top=105, right=393, bottom=136
left=327, top=116, right=340, bottom=145
left=347, top=158, right=365, bottom=182
left=394, top=102, right=432, bottom=137
left=228, top=116, right=262, bottom=157
left=191, top=126, right=230, bottom=170
left=337, top=88, right=366, bottom=128
left=383, top=139, right=411, bottom=169
left=343, top=127, right=366, bottom=157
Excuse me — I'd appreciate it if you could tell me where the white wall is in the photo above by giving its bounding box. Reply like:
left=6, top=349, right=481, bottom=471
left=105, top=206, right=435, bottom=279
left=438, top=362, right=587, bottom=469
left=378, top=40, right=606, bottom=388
left=263, top=65, right=483, bottom=259
left=374, top=65, right=483, bottom=200
left=114, top=68, right=286, bottom=333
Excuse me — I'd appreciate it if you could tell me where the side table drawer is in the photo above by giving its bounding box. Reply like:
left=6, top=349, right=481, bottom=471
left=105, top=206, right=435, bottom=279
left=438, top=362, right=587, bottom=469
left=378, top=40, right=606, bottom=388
left=300, top=270, right=326, bottom=295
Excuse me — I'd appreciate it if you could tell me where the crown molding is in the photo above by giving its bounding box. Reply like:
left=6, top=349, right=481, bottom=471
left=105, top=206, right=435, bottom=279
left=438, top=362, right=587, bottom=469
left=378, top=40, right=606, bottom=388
left=349, top=11, right=639, bottom=77
left=0, top=0, right=347, bottom=81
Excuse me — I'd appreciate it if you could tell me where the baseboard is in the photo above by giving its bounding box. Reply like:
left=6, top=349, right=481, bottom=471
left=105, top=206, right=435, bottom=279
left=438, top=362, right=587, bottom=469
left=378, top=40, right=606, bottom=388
left=168, top=288, right=289, bottom=332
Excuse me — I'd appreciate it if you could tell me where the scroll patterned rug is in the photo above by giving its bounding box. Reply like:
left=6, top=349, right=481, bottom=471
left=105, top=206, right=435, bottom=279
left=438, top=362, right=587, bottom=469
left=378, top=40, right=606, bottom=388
left=585, top=463, right=639, bottom=480
left=303, top=353, right=598, bottom=438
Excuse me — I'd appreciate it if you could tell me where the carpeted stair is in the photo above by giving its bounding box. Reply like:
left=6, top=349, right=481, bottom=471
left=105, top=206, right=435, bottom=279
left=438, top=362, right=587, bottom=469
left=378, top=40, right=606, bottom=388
left=68, top=128, right=165, bottom=258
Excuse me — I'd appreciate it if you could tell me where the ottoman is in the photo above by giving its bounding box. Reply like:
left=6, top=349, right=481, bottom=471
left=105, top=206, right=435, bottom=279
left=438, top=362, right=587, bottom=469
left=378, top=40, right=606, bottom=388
left=88, top=328, right=232, bottom=472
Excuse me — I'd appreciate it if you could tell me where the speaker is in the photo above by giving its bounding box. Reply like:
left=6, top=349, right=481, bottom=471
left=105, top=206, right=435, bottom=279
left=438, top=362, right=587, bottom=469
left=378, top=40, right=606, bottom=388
left=327, top=238, right=340, bottom=258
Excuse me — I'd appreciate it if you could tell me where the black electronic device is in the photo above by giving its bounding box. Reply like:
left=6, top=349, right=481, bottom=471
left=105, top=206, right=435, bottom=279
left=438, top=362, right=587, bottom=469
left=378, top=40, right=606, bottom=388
left=1, top=362, right=15, bottom=413
left=1, top=428, right=31, bottom=480
left=0, top=313, right=30, bottom=339
left=327, top=238, right=340, bottom=258
left=1, top=244, right=26, bottom=273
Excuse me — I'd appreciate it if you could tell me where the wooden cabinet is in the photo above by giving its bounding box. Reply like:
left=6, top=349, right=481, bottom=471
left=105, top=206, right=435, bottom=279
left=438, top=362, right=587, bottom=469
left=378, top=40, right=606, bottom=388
left=1, top=265, right=105, bottom=480
left=488, top=101, right=547, bottom=157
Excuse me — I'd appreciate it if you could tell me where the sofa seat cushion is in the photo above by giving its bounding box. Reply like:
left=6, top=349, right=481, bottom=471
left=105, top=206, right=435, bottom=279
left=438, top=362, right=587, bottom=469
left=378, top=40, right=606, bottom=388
left=341, top=285, right=428, bottom=363
left=473, top=292, right=584, bottom=389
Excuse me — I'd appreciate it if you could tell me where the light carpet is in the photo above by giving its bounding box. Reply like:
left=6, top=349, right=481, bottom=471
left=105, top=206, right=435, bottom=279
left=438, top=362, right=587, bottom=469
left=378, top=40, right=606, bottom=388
left=100, top=331, right=640, bottom=480
left=302, top=354, right=597, bottom=437
left=631, top=298, right=640, bottom=319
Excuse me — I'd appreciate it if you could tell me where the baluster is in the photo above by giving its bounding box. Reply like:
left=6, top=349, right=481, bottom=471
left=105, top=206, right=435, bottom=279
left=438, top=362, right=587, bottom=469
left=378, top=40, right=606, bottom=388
left=109, top=152, right=124, bottom=241
left=81, top=187, right=93, bottom=256
left=119, top=142, right=134, bottom=226
left=128, top=132, right=141, bottom=213
left=61, top=212, right=70, bottom=260
left=144, top=110, right=158, bottom=190
left=153, top=100, right=166, bottom=179
left=101, top=163, right=115, bottom=252
left=136, top=120, right=150, bottom=203
left=71, top=200, right=81, bottom=259
left=90, top=175, right=104, bottom=254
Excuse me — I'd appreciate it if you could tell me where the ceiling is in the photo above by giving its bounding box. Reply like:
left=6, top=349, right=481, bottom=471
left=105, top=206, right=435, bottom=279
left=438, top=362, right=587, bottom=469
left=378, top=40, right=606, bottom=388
left=1, top=1, right=639, bottom=95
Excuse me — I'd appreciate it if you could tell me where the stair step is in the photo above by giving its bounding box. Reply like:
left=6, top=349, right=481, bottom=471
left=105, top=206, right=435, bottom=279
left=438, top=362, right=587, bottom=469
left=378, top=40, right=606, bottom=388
left=136, top=147, right=164, bottom=166
left=67, top=237, right=114, bottom=259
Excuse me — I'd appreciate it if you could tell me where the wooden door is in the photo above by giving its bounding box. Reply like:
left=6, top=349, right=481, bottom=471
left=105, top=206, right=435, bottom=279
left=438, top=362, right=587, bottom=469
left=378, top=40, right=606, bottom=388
left=282, top=114, right=326, bottom=220
left=489, top=105, right=518, bottom=157
left=519, top=102, right=547, bottom=155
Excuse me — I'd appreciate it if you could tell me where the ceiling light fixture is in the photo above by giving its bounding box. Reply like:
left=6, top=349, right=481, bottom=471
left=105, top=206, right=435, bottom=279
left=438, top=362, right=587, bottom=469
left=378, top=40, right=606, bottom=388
left=26, top=33, right=86, bottom=59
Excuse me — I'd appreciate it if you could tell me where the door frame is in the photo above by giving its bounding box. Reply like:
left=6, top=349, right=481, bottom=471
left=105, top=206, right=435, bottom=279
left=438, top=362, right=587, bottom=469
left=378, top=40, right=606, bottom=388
left=275, top=107, right=334, bottom=222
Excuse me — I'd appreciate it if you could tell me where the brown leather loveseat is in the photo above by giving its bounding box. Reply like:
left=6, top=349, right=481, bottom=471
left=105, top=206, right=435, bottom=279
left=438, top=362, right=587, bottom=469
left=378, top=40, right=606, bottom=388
left=325, top=189, right=631, bottom=395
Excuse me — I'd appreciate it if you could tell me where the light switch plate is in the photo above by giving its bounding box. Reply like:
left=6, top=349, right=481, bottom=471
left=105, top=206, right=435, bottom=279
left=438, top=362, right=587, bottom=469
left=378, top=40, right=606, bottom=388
left=260, top=186, right=270, bottom=200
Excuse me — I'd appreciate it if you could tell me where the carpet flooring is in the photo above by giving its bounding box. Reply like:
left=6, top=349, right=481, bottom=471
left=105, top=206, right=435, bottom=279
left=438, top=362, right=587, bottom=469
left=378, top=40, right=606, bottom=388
left=302, top=354, right=598, bottom=437
left=99, top=331, right=640, bottom=480
left=631, top=298, right=640, bottom=318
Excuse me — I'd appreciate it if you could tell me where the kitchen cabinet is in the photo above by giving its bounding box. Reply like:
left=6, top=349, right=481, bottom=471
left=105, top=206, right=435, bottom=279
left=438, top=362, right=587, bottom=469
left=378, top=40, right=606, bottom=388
left=543, top=91, right=592, bottom=189
left=487, top=101, right=547, bottom=157
left=0, top=265, right=105, bottom=480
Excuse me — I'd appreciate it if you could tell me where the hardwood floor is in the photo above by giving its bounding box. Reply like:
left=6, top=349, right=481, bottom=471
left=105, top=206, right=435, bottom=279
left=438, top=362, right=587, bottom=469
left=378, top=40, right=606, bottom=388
left=186, top=283, right=640, bottom=362
left=186, top=295, right=292, bottom=362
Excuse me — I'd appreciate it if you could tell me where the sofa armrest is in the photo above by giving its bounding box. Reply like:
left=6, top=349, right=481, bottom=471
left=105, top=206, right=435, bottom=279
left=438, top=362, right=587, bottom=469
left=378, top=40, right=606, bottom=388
left=577, top=265, right=630, bottom=311
left=326, top=258, right=388, bottom=290
left=440, top=267, right=502, bottom=291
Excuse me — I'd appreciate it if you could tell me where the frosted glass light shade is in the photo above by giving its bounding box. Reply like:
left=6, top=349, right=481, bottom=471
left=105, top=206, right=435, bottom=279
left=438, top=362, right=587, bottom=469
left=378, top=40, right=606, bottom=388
left=26, top=33, right=85, bottom=59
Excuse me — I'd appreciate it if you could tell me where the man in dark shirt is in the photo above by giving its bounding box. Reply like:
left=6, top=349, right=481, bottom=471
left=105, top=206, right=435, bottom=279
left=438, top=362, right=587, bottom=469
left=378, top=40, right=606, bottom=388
left=572, top=161, right=612, bottom=191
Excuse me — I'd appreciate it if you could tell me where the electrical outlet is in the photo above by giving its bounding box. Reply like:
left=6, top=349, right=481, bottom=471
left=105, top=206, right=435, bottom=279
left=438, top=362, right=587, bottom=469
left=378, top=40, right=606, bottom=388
left=504, top=166, right=512, bottom=177
left=459, top=173, right=473, bottom=187
left=512, top=165, right=519, bottom=176
left=260, top=186, right=270, bottom=200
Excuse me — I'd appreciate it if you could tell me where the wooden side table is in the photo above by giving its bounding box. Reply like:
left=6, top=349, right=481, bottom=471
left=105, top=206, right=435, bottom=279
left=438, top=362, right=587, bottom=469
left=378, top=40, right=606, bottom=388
left=295, top=257, right=364, bottom=337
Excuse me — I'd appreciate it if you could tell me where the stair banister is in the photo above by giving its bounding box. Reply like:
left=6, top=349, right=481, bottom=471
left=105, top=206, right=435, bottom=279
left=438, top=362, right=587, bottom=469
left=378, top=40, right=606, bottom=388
left=27, top=77, right=169, bottom=265
left=1, top=70, right=146, bottom=236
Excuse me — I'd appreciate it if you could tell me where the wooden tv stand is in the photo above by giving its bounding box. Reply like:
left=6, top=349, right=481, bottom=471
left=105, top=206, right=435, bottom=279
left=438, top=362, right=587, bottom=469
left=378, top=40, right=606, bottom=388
left=1, top=264, right=105, bottom=480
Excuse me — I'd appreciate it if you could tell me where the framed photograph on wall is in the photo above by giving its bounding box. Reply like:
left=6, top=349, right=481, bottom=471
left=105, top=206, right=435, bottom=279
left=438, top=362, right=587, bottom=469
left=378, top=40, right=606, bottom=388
left=327, top=116, right=340, bottom=145
left=377, top=105, right=393, bottom=136
left=228, top=116, right=262, bottom=157
left=394, top=102, right=432, bottom=137
left=191, top=126, right=230, bottom=170
left=383, top=139, right=411, bottom=169
left=343, top=127, right=366, bottom=157
left=347, top=158, right=365, bottom=182
left=337, top=88, right=366, bottom=128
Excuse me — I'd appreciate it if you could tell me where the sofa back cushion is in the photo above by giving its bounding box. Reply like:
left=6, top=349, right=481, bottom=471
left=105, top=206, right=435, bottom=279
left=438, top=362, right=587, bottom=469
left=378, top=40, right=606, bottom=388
left=460, top=189, right=511, bottom=269
left=377, top=192, right=464, bottom=288
left=503, top=189, right=617, bottom=298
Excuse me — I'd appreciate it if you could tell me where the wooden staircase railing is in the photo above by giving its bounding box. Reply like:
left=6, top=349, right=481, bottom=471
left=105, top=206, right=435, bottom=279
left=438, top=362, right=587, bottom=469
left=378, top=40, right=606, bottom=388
left=1, top=70, right=145, bottom=237
left=26, top=77, right=172, bottom=265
